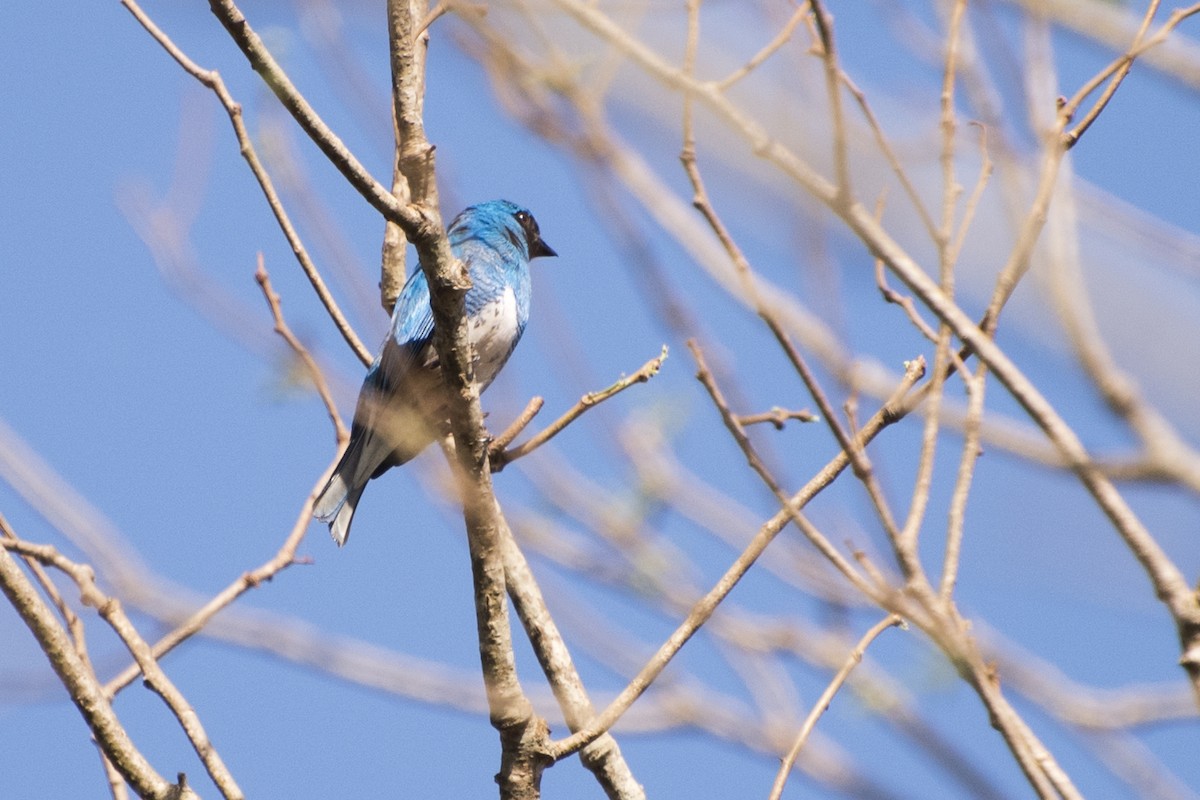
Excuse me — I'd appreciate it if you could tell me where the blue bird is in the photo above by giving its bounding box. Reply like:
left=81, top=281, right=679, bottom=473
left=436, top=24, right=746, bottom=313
left=314, top=200, right=556, bottom=545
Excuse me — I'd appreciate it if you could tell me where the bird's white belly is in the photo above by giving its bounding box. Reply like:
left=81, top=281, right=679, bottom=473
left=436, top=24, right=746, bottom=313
left=469, top=287, right=520, bottom=389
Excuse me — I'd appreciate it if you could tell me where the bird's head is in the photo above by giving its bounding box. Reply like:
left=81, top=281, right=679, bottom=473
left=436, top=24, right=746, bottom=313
left=449, top=200, right=557, bottom=261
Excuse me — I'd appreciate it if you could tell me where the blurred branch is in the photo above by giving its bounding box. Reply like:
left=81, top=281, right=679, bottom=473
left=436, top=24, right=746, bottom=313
left=678, top=46, right=909, bottom=575
left=207, top=0, right=419, bottom=232
left=715, top=2, right=808, bottom=90
left=899, top=0, right=967, bottom=575
left=121, top=0, right=372, bottom=365
left=103, top=461, right=331, bottom=697
left=848, top=199, right=1200, bottom=703
left=734, top=407, right=818, bottom=429
left=547, top=354, right=927, bottom=761
left=687, top=340, right=877, bottom=596
left=808, top=0, right=851, bottom=201
left=938, top=357, right=986, bottom=600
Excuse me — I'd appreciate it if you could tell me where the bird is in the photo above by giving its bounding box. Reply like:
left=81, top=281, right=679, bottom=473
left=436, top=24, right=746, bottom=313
left=313, top=200, right=556, bottom=546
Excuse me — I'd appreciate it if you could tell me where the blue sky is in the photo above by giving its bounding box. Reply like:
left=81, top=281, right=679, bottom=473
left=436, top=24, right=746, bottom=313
left=4, top=2, right=1200, bottom=798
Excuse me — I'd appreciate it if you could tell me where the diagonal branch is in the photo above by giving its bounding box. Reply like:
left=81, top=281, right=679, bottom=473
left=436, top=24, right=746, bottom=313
left=769, top=614, right=904, bottom=800
left=546, top=356, right=926, bottom=762
left=255, top=256, right=348, bottom=444
left=548, top=0, right=1200, bottom=707
left=0, top=530, right=192, bottom=800
left=6, top=536, right=243, bottom=799
left=208, top=0, right=419, bottom=232
left=122, top=0, right=372, bottom=365
left=491, top=346, right=668, bottom=470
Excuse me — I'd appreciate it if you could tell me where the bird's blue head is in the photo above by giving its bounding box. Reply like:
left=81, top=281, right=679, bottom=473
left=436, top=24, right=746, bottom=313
left=448, top=200, right=557, bottom=262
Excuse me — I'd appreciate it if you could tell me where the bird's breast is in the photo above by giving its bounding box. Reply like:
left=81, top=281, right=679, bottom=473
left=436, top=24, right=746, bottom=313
left=469, top=286, right=522, bottom=389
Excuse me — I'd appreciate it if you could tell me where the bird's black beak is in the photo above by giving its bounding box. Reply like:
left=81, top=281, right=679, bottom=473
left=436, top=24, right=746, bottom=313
left=531, top=238, right=557, bottom=259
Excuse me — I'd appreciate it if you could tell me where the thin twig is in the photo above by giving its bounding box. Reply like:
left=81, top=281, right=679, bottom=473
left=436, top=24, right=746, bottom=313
left=489, top=396, right=545, bottom=455
left=94, top=741, right=131, bottom=800
left=104, top=461, right=332, bottom=696
left=418, top=1, right=487, bottom=36
left=207, top=0, right=420, bottom=231
left=0, top=537, right=188, bottom=800
left=841, top=71, right=940, bottom=245
left=493, top=346, right=668, bottom=469
left=8, top=538, right=244, bottom=799
left=734, top=407, right=818, bottom=429
left=687, top=340, right=873, bottom=595
left=680, top=106, right=909, bottom=575
left=899, top=0, right=967, bottom=559
left=809, top=0, right=851, bottom=202
left=715, top=3, right=810, bottom=90
left=769, top=614, right=904, bottom=800
left=1063, top=3, right=1200, bottom=148
left=121, top=0, right=373, bottom=365
left=547, top=355, right=926, bottom=762
left=255, top=255, right=349, bottom=445
left=948, top=121, right=993, bottom=266
left=938, top=363, right=986, bottom=601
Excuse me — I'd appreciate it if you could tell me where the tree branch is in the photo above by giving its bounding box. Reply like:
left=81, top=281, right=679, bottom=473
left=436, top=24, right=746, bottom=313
left=0, top=532, right=193, bottom=800
left=491, top=346, right=667, bottom=470
left=122, top=0, right=372, bottom=365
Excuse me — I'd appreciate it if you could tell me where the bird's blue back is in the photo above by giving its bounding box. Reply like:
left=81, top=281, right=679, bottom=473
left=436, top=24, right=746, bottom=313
left=376, top=201, right=534, bottom=381
left=313, top=199, right=554, bottom=546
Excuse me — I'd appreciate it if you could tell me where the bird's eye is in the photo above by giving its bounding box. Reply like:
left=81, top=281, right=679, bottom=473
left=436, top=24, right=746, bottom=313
left=514, top=211, right=530, bottom=224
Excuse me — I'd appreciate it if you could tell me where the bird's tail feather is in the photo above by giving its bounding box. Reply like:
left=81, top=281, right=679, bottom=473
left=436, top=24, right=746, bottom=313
left=314, top=424, right=397, bottom=546
left=314, top=470, right=367, bottom=547
left=314, top=470, right=349, bottom=523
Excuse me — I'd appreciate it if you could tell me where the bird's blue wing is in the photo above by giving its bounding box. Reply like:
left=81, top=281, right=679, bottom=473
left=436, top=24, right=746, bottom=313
left=365, top=267, right=437, bottom=394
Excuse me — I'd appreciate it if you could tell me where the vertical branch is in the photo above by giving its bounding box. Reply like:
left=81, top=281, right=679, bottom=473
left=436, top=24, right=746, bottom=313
left=939, top=364, right=986, bottom=600
left=899, top=0, right=966, bottom=557
left=500, top=522, right=646, bottom=800
left=382, top=0, right=435, bottom=312
left=678, top=19, right=907, bottom=576
left=386, top=5, right=550, bottom=796
left=809, top=0, right=851, bottom=202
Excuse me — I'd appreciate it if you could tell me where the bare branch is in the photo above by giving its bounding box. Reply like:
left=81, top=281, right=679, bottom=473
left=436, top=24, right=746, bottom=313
left=490, top=396, right=545, bottom=455
left=734, top=407, right=818, bottom=430
left=0, top=531, right=189, bottom=800
left=769, top=614, right=904, bottom=800
left=207, top=0, right=419, bottom=231
left=255, top=255, right=349, bottom=445
left=1062, top=3, right=1200, bottom=148
left=716, top=3, right=809, bottom=90
left=7, top=537, right=243, bottom=799
left=121, top=0, right=372, bottom=365
left=547, top=355, right=926, bottom=761
left=492, top=346, right=668, bottom=469
left=104, top=461, right=332, bottom=696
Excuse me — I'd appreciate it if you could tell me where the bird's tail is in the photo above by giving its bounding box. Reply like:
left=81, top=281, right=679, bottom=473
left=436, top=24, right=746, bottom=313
left=314, top=462, right=366, bottom=547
